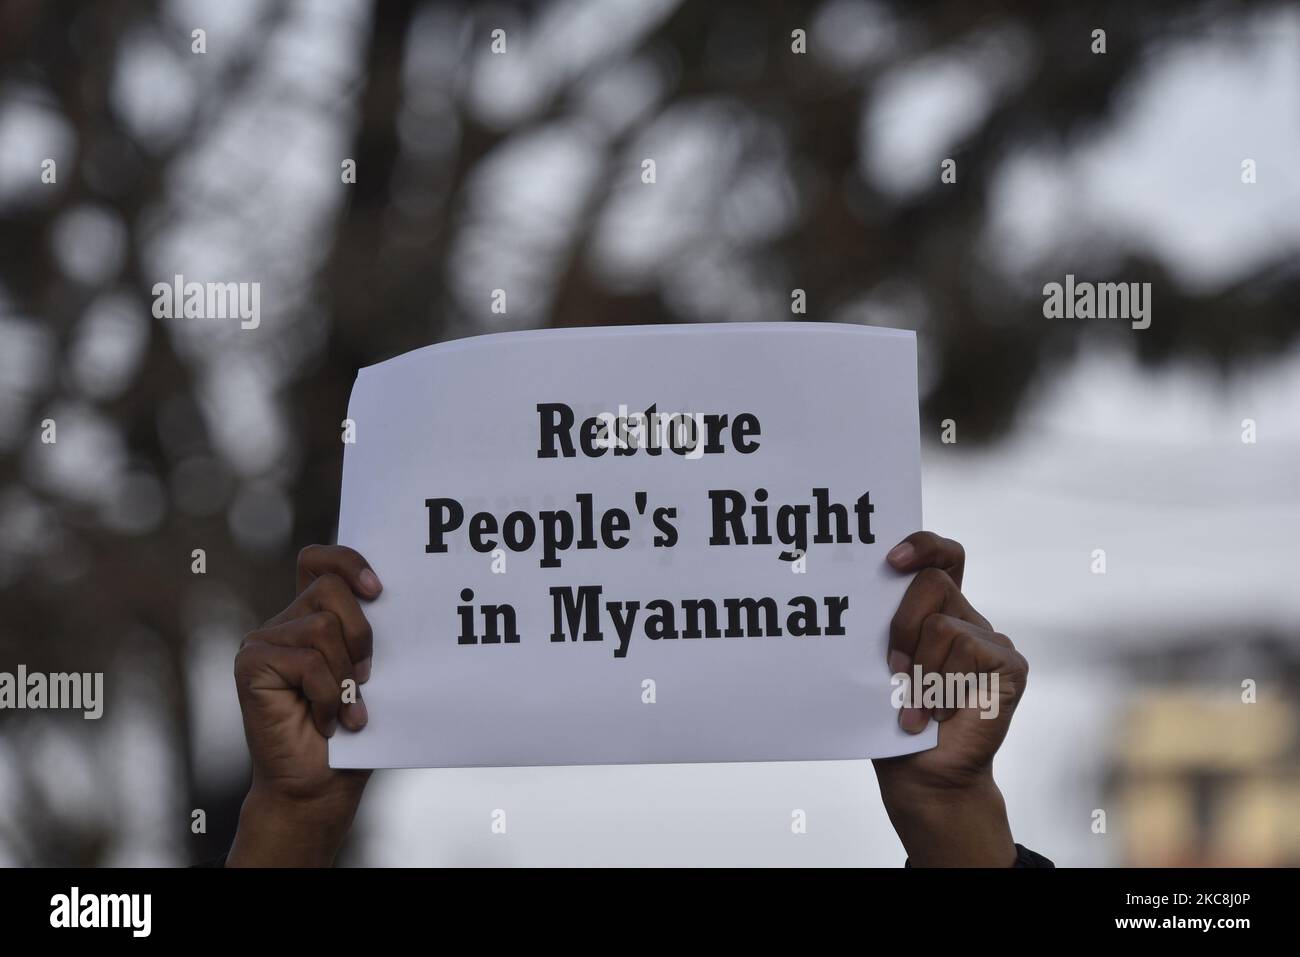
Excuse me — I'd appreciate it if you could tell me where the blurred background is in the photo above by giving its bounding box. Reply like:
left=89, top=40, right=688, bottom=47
left=1, top=0, right=1298, bottom=866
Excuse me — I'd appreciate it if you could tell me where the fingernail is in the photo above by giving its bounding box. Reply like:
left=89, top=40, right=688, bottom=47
left=340, top=702, right=362, bottom=732
left=900, top=707, right=929, bottom=734
left=324, top=717, right=338, bottom=738
left=353, top=696, right=368, bottom=728
left=359, top=568, right=382, bottom=597
left=356, top=657, right=372, bottom=683
left=888, top=650, right=909, bottom=676
left=886, top=542, right=914, bottom=567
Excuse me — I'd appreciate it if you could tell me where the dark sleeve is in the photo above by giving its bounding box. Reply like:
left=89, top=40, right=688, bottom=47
left=904, top=843, right=1055, bottom=868
left=1011, top=844, right=1054, bottom=868
left=191, top=853, right=228, bottom=868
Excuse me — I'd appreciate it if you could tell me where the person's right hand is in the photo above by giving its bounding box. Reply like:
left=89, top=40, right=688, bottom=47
left=227, top=545, right=381, bottom=866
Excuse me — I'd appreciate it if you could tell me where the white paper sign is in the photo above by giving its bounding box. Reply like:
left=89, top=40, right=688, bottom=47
left=329, top=322, right=936, bottom=769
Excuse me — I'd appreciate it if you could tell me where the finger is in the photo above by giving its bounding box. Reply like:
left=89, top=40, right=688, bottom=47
left=906, top=614, right=1017, bottom=730
left=297, top=544, right=383, bottom=599
left=269, top=572, right=374, bottom=667
left=886, top=531, right=966, bottom=587
left=248, top=613, right=368, bottom=730
left=235, top=640, right=345, bottom=738
left=888, top=567, right=991, bottom=673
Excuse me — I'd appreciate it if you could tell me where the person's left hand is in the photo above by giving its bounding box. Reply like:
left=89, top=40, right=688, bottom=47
left=871, top=531, right=1030, bottom=866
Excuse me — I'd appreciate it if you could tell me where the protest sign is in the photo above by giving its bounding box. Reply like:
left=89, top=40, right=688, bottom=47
left=329, top=322, right=934, bottom=768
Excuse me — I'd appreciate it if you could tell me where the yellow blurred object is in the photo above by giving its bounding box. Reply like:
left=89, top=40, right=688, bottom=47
left=1112, top=689, right=1300, bottom=866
